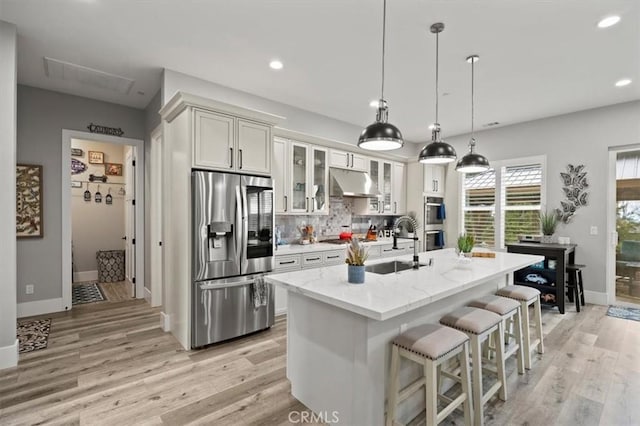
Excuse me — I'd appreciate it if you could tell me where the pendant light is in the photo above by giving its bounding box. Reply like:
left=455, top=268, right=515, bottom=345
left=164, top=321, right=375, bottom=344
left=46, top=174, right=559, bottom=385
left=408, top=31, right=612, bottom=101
left=456, top=55, right=490, bottom=173
left=358, top=0, right=404, bottom=151
left=418, top=23, right=456, bottom=164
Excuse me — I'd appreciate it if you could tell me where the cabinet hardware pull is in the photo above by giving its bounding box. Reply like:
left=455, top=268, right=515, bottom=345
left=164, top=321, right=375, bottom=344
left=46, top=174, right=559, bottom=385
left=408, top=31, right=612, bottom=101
left=312, top=197, right=315, bottom=212
left=230, top=148, right=233, bottom=168
left=284, top=195, right=288, bottom=212
left=307, top=257, right=320, bottom=261
left=239, top=149, right=243, bottom=169
left=327, top=255, right=339, bottom=259
left=280, top=260, right=296, bottom=265
left=394, top=202, right=397, bottom=214
left=351, top=154, right=354, bottom=168
left=306, top=197, right=309, bottom=212
left=346, top=154, right=349, bottom=167
left=383, top=248, right=393, bottom=252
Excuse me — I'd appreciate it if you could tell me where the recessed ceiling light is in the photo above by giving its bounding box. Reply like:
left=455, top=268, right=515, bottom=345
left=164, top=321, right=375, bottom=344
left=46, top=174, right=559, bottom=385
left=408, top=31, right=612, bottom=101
left=597, top=15, right=621, bottom=28
left=615, top=78, right=632, bottom=87
left=269, top=60, right=283, bottom=70
left=369, top=100, right=379, bottom=108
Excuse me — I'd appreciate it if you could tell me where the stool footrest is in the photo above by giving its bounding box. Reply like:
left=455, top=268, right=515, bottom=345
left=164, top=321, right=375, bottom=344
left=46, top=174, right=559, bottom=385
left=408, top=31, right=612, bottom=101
left=482, top=381, right=503, bottom=404
left=438, top=393, right=468, bottom=422
left=398, top=377, right=426, bottom=404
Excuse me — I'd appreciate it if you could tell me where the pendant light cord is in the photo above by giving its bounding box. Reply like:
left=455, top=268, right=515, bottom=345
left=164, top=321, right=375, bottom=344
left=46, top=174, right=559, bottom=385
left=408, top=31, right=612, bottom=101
left=380, top=0, right=387, bottom=101
left=435, top=30, right=439, bottom=124
left=471, top=56, right=475, bottom=141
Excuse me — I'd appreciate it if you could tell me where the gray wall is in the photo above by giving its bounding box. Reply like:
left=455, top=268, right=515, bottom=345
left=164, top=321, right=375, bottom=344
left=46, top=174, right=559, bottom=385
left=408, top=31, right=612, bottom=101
left=17, top=85, right=145, bottom=303
left=0, top=20, right=18, bottom=366
left=163, top=69, right=418, bottom=159
left=429, top=100, right=640, bottom=297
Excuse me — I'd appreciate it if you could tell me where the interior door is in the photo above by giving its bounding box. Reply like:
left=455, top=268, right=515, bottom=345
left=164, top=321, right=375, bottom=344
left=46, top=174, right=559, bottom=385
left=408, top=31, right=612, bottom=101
left=124, top=147, right=136, bottom=297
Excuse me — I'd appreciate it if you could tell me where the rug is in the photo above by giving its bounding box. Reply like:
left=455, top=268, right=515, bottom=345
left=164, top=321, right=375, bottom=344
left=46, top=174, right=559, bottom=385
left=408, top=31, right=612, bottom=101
left=72, top=282, right=106, bottom=305
left=606, top=305, right=640, bottom=322
left=18, top=318, right=51, bottom=353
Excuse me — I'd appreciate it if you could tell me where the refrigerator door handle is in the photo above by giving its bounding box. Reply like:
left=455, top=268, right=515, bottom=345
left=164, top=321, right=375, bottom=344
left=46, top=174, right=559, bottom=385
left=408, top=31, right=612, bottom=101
left=241, top=185, right=249, bottom=269
left=199, top=279, right=256, bottom=290
left=235, top=185, right=243, bottom=267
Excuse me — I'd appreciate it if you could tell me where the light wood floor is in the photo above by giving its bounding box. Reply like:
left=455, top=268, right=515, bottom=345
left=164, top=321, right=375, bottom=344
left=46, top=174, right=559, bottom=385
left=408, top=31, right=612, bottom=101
left=1, top=302, right=639, bottom=425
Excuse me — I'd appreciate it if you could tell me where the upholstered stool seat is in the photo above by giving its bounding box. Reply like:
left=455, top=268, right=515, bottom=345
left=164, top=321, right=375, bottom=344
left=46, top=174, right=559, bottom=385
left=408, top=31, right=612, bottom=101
left=469, top=295, right=525, bottom=375
left=387, top=324, right=472, bottom=426
left=440, top=307, right=506, bottom=426
left=496, top=285, right=544, bottom=369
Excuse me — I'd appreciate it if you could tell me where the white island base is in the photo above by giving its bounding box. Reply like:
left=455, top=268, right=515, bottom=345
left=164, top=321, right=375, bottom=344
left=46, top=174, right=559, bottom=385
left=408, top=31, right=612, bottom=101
left=270, top=250, right=543, bottom=425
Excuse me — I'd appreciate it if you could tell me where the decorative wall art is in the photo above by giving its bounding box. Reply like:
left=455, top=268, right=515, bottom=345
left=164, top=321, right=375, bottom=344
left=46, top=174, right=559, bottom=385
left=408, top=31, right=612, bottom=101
left=104, top=162, right=123, bottom=176
left=87, top=122, right=124, bottom=137
left=555, top=164, right=589, bottom=223
left=88, top=151, right=104, bottom=164
left=16, top=164, right=43, bottom=238
left=71, top=148, right=84, bottom=157
left=71, top=158, right=87, bottom=175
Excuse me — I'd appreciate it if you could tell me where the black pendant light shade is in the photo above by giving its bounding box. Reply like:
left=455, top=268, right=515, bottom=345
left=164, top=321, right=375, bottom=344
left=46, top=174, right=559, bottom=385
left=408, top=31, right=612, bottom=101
left=359, top=100, right=404, bottom=151
left=418, top=124, right=456, bottom=164
left=418, top=23, right=456, bottom=164
left=358, top=0, right=404, bottom=151
left=456, top=54, right=490, bottom=173
left=456, top=139, right=490, bottom=173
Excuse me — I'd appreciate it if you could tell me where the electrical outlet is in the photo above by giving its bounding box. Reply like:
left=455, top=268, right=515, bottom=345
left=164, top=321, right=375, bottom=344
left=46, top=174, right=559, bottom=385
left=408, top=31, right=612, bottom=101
left=25, top=284, right=34, bottom=295
left=590, top=226, right=598, bottom=235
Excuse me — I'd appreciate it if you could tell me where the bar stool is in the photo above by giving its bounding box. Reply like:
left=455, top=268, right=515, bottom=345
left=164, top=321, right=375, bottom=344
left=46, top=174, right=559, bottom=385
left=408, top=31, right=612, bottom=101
left=387, top=324, right=472, bottom=426
left=468, top=295, right=525, bottom=375
left=496, top=285, right=544, bottom=369
left=566, top=264, right=586, bottom=312
left=440, top=307, right=506, bottom=426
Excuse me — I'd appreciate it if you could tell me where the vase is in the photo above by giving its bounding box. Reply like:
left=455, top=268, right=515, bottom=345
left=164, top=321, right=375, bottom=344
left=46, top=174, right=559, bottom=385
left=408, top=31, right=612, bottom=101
left=348, top=265, right=365, bottom=284
left=541, top=235, right=554, bottom=244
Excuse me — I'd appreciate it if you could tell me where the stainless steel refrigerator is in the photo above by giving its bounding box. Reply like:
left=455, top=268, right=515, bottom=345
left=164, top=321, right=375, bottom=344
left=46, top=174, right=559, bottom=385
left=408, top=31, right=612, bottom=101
left=192, top=170, right=275, bottom=348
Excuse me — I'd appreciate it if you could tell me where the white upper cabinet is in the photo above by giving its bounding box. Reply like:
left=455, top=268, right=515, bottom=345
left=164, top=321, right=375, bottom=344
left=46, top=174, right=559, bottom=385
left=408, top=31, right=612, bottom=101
left=275, top=138, right=329, bottom=215
left=392, top=162, right=406, bottom=215
left=329, top=149, right=367, bottom=172
left=237, top=119, right=271, bottom=175
left=194, top=109, right=235, bottom=170
left=424, top=165, right=445, bottom=196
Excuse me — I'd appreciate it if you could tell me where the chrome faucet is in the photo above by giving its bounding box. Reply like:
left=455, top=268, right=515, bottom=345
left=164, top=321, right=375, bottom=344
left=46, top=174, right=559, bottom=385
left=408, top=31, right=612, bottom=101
left=393, top=215, right=420, bottom=269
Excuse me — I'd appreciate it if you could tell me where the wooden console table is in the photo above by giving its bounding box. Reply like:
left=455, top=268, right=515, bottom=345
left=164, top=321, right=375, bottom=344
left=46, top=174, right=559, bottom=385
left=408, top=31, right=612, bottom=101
left=507, top=242, right=577, bottom=314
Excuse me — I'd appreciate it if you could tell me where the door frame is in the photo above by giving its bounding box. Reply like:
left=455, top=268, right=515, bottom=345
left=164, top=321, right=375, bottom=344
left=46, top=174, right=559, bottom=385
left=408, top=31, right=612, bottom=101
left=61, top=129, right=145, bottom=309
left=149, top=125, right=163, bottom=307
left=606, top=144, right=640, bottom=306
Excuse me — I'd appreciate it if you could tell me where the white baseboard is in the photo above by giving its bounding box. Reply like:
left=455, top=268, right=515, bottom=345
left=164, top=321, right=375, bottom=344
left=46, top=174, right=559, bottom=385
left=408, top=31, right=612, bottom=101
left=73, top=270, right=98, bottom=283
left=160, top=311, right=171, bottom=332
left=584, top=290, right=608, bottom=306
left=144, top=286, right=152, bottom=304
left=18, top=297, right=65, bottom=318
left=275, top=308, right=287, bottom=316
left=0, top=339, right=18, bottom=370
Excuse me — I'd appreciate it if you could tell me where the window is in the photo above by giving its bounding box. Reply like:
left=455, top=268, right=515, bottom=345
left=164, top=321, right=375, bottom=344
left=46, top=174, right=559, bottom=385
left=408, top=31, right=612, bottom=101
left=461, top=157, right=545, bottom=249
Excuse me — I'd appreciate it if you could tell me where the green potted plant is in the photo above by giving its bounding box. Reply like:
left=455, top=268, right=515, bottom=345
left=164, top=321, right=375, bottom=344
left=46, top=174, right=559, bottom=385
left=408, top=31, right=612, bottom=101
left=345, top=238, right=368, bottom=284
left=539, top=210, right=558, bottom=243
left=457, top=233, right=475, bottom=257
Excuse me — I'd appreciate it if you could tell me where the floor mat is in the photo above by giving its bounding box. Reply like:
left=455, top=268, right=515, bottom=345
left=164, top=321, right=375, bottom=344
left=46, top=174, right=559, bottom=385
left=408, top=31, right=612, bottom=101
left=18, top=318, right=51, bottom=353
left=606, top=305, right=640, bottom=322
left=72, top=282, right=106, bottom=305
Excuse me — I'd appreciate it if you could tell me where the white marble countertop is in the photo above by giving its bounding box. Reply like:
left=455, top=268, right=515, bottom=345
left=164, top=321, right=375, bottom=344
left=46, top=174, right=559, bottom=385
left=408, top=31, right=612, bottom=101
left=266, top=248, right=544, bottom=321
left=275, top=239, right=396, bottom=255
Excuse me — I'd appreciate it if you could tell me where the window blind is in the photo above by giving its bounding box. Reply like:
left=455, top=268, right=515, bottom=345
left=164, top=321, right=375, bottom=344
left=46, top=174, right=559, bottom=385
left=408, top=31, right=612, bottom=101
left=463, top=169, right=496, bottom=246
left=502, top=165, right=542, bottom=245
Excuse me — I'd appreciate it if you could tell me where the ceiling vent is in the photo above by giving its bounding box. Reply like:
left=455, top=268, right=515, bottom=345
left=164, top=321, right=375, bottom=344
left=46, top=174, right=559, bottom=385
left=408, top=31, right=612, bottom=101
left=43, top=57, right=134, bottom=94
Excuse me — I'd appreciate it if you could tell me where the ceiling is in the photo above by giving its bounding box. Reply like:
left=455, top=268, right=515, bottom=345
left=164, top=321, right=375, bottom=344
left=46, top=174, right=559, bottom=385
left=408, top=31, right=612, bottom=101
left=1, top=0, right=638, bottom=143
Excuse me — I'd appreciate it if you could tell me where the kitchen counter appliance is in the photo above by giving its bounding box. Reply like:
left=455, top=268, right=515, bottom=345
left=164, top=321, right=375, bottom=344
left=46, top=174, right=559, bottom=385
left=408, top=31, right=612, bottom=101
left=192, top=170, right=275, bottom=348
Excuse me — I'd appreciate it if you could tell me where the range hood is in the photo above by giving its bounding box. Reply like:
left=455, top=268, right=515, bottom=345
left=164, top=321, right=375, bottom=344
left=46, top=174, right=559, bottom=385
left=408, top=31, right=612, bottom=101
left=329, top=167, right=381, bottom=198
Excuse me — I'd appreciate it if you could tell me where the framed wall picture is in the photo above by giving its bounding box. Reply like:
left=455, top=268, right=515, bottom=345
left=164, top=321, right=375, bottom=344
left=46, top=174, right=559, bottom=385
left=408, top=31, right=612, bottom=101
left=88, top=151, right=104, bottom=164
left=16, top=164, right=43, bottom=238
left=71, top=148, right=84, bottom=157
left=104, top=163, right=123, bottom=176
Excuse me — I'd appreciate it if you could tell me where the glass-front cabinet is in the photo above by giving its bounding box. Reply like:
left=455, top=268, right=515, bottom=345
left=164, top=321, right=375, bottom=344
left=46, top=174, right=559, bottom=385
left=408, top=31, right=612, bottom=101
left=364, top=159, right=392, bottom=215
left=287, top=141, right=328, bottom=215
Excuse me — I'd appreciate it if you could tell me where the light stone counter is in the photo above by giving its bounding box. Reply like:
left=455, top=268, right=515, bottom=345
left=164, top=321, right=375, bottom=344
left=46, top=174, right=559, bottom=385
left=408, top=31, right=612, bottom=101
left=265, top=248, right=543, bottom=425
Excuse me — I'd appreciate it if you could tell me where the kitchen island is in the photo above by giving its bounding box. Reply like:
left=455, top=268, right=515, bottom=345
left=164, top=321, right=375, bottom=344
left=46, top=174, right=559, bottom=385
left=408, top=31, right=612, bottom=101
left=266, top=248, right=543, bottom=425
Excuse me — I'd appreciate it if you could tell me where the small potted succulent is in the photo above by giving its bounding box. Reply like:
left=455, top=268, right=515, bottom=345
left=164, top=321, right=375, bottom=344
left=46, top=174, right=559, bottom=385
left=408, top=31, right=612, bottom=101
left=345, top=238, right=368, bottom=284
left=457, top=233, right=475, bottom=258
left=539, top=210, right=558, bottom=243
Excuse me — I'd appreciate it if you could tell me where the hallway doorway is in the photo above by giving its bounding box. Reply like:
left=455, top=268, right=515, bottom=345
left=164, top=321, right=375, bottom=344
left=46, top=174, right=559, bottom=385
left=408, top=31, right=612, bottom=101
left=61, top=130, right=144, bottom=310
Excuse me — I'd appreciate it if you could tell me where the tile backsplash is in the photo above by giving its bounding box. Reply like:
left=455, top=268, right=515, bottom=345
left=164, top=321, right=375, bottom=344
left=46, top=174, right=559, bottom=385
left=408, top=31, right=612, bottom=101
left=276, top=196, right=396, bottom=242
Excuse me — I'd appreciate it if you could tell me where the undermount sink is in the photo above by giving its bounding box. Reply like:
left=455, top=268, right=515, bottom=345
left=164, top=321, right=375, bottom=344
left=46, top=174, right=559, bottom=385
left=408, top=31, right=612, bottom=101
left=365, top=260, right=427, bottom=275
